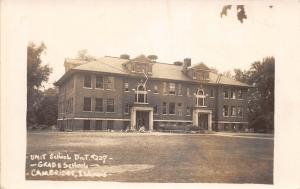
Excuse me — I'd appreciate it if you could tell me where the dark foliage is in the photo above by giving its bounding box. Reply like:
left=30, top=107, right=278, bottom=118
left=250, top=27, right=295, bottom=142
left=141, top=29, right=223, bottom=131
left=234, top=57, right=275, bottom=133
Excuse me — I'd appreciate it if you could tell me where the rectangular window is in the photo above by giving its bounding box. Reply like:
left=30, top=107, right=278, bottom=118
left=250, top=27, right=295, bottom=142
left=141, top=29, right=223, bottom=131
left=95, top=98, right=103, bottom=112
left=84, top=75, right=92, bottom=88
left=124, top=82, right=129, bottom=92
left=169, top=102, right=176, bottom=114
left=178, top=108, right=183, bottom=116
left=178, top=84, right=182, bottom=95
left=83, top=120, right=90, bottom=130
left=231, top=90, right=236, bottom=99
left=124, top=103, right=130, bottom=114
left=224, top=88, right=229, bottom=98
left=96, top=75, right=104, bottom=89
left=187, top=88, right=190, bottom=96
left=154, top=85, right=158, bottom=94
left=169, top=83, right=176, bottom=95
left=107, top=98, right=115, bottom=112
left=162, top=102, right=167, bottom=114
left=223, top=105, right=229, bottom=116
left=107, top=120, right=114, bottom=130
left=154, top=105, right=158, bottom=114
left=210, top=88, right=214, bottom=97
left=105, top=76, right=115, bottom=90
left=163, top=82, right=168, bottom=95
left=230, top=106, right=236, bottom=116
left=238, top=89, right=243, bottom=99
left=70, top=98, right=73, bottom=113
left=197, top=97, right=204, bottom=106
left=186, top=107, right=191, bottom=116
left=83, top=97, right=91, bottom=111
left=237, top=106, right=243, bottom=117
left=95, top=120, right=103, bottom=130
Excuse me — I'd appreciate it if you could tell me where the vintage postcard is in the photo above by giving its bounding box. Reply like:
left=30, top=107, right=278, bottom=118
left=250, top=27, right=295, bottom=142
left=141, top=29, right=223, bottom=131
left=1, top=0, right=300, bottom=189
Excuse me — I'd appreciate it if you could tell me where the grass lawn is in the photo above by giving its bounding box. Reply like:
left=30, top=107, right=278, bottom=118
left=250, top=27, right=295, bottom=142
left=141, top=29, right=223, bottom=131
left=26, top=132, right=273, bottom=183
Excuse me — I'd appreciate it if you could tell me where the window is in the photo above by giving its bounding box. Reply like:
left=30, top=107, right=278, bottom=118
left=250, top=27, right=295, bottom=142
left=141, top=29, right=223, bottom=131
left=196, top=89, right=205, bottom=107
left=231, top=90, right=236, bottom=99
left=238, top=89, right=243, bottom=99
left=135, top=85, right=148, bottom=103
left=95, top=120, right=103, bottom=130
left=95, top=98, right=103, bottom=112
left=169, top=102, right=176, bottom=114
left=83, top=97, right=91, bottom=111
left=177, top=103, right=182, bottom=116
left=154, top=85, right=158, bottom=94
left=230, top=106, right=236, bottom=116
left=107, top=98, right=115, bottom=112
left=96, top=75, right=103, bottom=89
left=162, top=102, right=167, bottom=114
left=105, top=76, right=115, bottom=90
left=237, top=106, right=243, bottom=117
left=224, top=88, right=229, bottom=98
left=163, top=82, right=168, bottom=95
left=124, top=82, right=129, bottom=92
left=178, top=84, right=182, bottom=95
left=187, top=88, right=190, bottom=96
left=169, top=83, right=176, bottom=95
left=154, top=105, right=158, bottom=114
left=125, top=103, right=130, bottom=114
left=223, top=105, right=229, bottom=116
left=107, top=120, right=114, bottom=130
left=70, top=98, right=73, bottom=113
left=186, top=107, right=191, bottom=116
left=210, top=88, right=214, bottom=97
left=84, top=75, right=92, bottom=88
left=83, top=120, right=90, bottom=130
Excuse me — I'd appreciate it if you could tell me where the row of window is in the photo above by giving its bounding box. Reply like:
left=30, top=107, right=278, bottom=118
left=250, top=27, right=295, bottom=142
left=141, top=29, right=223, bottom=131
left=83, top=120, right=114, bottom=130
left=223, top=105, right=243, bottom=117
left=83, top=74, right=245, bottom=100
left=84, top=75, right=115, bottom=90
left=224, top=88, right=244, bottom=99
left=83, top=97, right=115, bottom=112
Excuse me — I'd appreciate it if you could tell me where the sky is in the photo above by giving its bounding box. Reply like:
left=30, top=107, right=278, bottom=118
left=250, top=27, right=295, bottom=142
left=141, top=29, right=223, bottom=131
left=20, top=1, right=280, bottom=88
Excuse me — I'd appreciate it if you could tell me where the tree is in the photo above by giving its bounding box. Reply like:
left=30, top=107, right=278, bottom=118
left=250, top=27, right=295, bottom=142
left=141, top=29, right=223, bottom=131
left=36, top=88, right=58, bottom=127
left=76, top=49, right=97, bottom=61
left=147, top=55, right=158, bottom=62
left=27, top=42, right=52, bottom=127
left=233, top=57, right=275, bottom=133
left=222, top=70, right=234, bottom=79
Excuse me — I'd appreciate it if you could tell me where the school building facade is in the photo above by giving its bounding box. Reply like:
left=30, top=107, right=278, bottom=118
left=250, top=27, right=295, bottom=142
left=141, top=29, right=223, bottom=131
left=55, top=54, right=250, bottom=132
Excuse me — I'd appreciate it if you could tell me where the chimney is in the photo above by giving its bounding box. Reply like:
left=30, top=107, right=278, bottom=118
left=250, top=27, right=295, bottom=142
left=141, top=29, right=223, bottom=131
left=183, top=58, right=191, bottom=67
left=182, top=58, right=191, bottom=72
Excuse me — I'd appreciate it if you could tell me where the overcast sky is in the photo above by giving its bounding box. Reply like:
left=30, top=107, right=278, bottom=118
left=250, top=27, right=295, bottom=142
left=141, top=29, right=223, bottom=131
left=20, top=1, right=282, bottom=88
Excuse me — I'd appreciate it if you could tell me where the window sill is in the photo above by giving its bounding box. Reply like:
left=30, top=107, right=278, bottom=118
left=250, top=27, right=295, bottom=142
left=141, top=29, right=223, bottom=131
left=106, top=112, right=115, bottom=113
left=83, top=111, right=92, bottom=112
left=95, top=111, right=104, bottom=113
left=83, top=87, right=93, bottom=89
left=95, top=88, right=104, bottom=90
left=124, top=90, right=130, bottom=93
left=153, top=92, right=159, bottom=94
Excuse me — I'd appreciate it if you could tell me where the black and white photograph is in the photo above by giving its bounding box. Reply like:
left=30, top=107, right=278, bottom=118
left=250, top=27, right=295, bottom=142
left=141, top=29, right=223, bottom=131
left=1, top=0, right=300, bottom=189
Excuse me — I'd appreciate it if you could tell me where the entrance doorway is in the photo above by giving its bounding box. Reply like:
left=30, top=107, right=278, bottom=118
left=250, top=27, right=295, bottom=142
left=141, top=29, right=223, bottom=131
left=136, top=111, right=149, bottom=130
left=198, top=113, right=208, bottom=130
